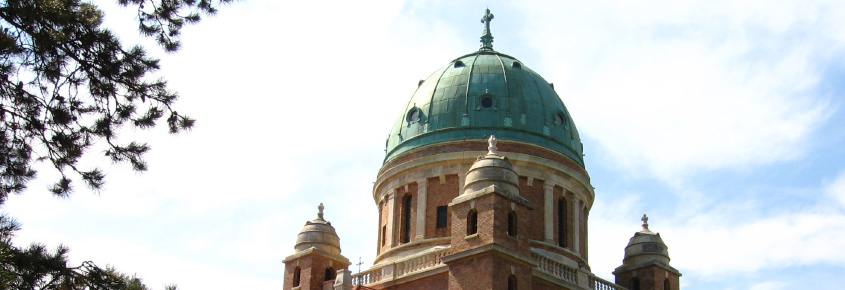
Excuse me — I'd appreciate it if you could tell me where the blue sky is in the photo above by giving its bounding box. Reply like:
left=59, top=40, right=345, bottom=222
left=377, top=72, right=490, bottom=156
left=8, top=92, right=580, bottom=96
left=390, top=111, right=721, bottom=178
left=4, top=0, right=845, bottom=289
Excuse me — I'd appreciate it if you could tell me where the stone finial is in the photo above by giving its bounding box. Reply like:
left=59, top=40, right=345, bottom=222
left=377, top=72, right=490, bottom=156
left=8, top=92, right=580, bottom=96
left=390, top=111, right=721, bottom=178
left=639, top=214, right=654, bottom=234
left=487, top=135, right=499, bottom=155
left=318, top=203, right=325, bottom=220
left=480, top=8, right=495, bottom=50
left=642, top=214, right=649, bottom=229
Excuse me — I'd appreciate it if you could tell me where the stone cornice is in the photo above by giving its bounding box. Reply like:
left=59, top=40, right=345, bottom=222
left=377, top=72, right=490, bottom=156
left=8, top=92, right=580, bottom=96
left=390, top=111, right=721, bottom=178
left=283, top=246, right=351, bottom=266
left=441, top=243, right=538, bottom=268
left=448, top=184, right=534, bottom=210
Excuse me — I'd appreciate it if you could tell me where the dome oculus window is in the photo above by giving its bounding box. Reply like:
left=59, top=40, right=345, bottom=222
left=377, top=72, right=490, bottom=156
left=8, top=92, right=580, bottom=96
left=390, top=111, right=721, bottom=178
left=454, top=60, right=466, bottom=68
left=554, top=113, right=564, bottom=125
left=481, top=97, right=493, bottom=108
left=406, top=108, right=421, bottom=123
left=512, top=62, right=522, bottom=69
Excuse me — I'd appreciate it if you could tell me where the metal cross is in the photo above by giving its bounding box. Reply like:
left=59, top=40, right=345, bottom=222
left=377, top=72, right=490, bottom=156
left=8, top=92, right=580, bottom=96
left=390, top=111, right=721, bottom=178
left=356, top=257, right=364, bottom=285
left=480, top=8, right=495, bottom=50
left=641, top=214, right=649, bottom=229
left=481, top=8, right=494, bottom=33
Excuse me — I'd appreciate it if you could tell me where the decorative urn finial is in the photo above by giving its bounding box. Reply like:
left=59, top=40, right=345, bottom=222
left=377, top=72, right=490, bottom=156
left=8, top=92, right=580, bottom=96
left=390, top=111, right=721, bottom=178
left=318, top=203, right=325, bottom=220
left=488, top=135, right=499, bottom=155
left=480, top=8, right=495, bottom=50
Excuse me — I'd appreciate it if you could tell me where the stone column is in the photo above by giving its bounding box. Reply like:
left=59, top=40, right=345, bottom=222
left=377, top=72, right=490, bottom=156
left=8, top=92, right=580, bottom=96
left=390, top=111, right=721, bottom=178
left=386, top=189, right=396, bottom=246
left=543, top=182, right=555, bottom=242
left=415, top=178, right=428, bottom=241
left=572, top=199, right=580, bottom=254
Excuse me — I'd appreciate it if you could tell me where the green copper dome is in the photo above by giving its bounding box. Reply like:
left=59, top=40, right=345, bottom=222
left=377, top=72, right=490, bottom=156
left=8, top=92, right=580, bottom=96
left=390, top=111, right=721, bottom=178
left=384, top=50, right=584, bottom=167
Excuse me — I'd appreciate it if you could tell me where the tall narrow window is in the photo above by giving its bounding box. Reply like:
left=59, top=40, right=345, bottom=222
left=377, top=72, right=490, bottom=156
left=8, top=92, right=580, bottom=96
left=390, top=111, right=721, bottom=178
left=664, top=278, right=670, bottom=290
left=507, top=211, right=518, bottom=237
left=402, top=195, right=412, bottom=243
left=467, top=210, right=478, bottom=235
left=293, top=267, right=301, bottom=287
left=631, top=277, right=641, bottom=290
left=558, top=198, right=567, bottom=248
left=325, top=267, right=335, bottom=281
left=381, top=225, right=387, bottom=246
left=436, top=206, right=448, bottom=228
left=508, top=275, right=517, bottom=290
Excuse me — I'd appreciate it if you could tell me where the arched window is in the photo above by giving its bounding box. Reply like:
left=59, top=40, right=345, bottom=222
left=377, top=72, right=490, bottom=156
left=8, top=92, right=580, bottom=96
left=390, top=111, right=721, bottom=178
left=508, top=275, right=517, bottom=290
left=402, top=195, right=412, bottom=243
left=507, top=211, right=517, bottom=237
left=325, top=267, right=335, bottom=281
left=467, top=210, right=478, bottom=235
left=293, top=267, right=301, bottom=287
left=664, top=278, right=670, bottom=290
left=631, top=277, right=640, bottom=290
left=558, top=198, right=567, bottom=248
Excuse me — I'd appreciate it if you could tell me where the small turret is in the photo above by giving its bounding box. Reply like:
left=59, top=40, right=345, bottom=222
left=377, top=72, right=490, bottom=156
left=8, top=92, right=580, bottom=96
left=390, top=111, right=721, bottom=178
left=283, top=204, right=351, bottom=290
left=613, top=215, right=681, bottom=290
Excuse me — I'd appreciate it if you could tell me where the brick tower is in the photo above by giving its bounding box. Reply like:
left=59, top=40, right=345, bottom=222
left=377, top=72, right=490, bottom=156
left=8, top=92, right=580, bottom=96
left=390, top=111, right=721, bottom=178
left=443, top=136, right=536, bottom=289
left=283, top=204, right=351, bottom=290
left=613, top=215, right=682, bottom=290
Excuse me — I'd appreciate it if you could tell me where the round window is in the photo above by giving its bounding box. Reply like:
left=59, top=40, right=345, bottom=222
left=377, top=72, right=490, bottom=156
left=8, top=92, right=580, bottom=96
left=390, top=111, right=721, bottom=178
left=481, top=97, right=493, bottom=108
left=554, top=113, right=564, bottom=125
left=407, top=109, right=420, bottom=122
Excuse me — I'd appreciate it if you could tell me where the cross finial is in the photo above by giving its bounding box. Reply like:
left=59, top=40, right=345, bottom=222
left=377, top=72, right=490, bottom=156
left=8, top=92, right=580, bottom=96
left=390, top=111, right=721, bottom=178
left=488, top=135, right=499, bottom=155
left=480, top=8, right=495, bottom=50
left=356, top=257, right=364, bottom=285
left=317, top=203, right=325, bottom=220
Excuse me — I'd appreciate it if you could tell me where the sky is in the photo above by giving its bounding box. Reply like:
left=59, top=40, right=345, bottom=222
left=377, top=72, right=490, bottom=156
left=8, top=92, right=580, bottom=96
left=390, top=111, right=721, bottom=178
left=4, top=0, right=845, bottom=289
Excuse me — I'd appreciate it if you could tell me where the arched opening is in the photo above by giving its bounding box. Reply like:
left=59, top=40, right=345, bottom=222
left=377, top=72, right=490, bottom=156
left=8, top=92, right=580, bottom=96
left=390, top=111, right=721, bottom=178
left=402, top=195, right=412, bottom=243
left=325, top=267, right=335, bottom=281
left=507, top=211, right=517, bottom=237
left=664, top=278, right=671, bottom=290
left=507, top=275, right=517, bottom=290
left=558, top=198, right=567, bottom=248
left=293, top=267, right=301, bottom=287
left=467, top=210, right=478, bottom=235
left=631, top=277, right=640, bottom=290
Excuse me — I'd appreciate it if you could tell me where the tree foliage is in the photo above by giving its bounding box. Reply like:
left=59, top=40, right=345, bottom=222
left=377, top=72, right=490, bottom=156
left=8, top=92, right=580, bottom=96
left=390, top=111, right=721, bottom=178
left=0, top=0, right=230, bottom=201
left=1, top=215, right=176, bottom=289
left=0, top=0, right=229, bottom=288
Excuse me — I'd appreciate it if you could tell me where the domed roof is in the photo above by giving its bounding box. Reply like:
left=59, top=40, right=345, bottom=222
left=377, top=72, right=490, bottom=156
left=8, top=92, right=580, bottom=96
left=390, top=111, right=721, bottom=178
left=294, top=203, right=342, bottom=255
left=463, top=136, right=520, bottom=196
left=384, top=49, right=584, bottom=167
left=621, top=215, right=671, bottom=266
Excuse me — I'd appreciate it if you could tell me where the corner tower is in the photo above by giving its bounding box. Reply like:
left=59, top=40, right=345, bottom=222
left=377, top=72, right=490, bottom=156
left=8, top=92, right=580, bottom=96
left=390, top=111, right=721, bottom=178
left=283, top=204, right=351, bottom=290
left=613, top=215, right=682, bottom=290
left=355, top=9, right=620, bottom=290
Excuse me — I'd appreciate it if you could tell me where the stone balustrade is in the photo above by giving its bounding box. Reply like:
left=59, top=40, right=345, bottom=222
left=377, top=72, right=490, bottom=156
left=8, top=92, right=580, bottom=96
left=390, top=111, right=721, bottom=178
left=589, top=275, right=626, bottom=290
left=353, top=247, right=452, bottom=286
left=531, top=252, right=626, bottom=290
left=532, top=252, right=578, bottom=283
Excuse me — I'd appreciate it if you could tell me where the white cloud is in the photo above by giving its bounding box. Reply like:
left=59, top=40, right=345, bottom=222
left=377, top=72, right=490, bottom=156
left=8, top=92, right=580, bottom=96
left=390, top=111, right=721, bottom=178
left=749, top=281, right=788, bottom=290
left=828, top=171, right=845, bottom=209
left=511, top=0, right=840, bottom=182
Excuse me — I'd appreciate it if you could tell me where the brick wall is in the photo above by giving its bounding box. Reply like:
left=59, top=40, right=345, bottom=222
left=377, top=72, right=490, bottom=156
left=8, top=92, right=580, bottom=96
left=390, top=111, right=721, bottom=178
left=426, top=175, right=460, bottom=238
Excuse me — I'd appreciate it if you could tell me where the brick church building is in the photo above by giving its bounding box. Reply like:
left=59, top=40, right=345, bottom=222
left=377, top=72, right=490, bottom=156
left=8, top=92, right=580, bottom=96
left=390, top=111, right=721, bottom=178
left=283, top=9, right=682, bottom=290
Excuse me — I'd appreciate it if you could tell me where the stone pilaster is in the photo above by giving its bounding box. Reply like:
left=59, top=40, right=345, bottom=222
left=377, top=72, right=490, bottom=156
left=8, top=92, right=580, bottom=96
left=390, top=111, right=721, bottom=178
left=386, top=189, right=396, bottom=247
left=572, top=199, right=580, bottom=255
left=543, top=182, right=555, bottom=242
left=414, top=178, right=428, bottom=241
